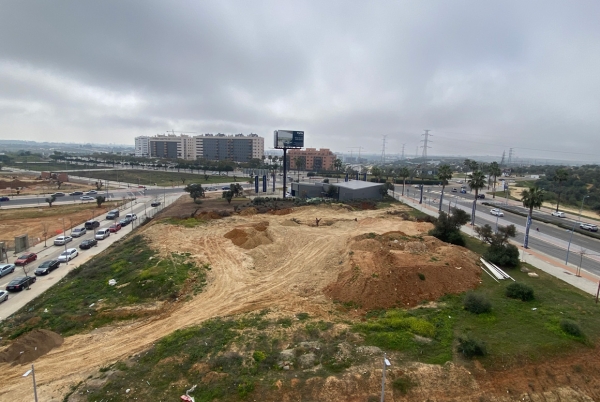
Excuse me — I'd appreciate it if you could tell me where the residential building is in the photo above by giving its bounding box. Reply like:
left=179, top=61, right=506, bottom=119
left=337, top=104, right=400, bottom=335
left=134, top=136, right=150, bottom=157
left=287, top=148, right=336, bottom=171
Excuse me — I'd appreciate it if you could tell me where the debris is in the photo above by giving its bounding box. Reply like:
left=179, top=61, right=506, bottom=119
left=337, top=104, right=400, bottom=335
left=126, top=389, right=130, bottom=393
left=89, top=303, right=95, bottom=308
left=532, top=308, right=537, bottom=311
left=108, top=279, right=117, bottom=286
left=528, top=272, right=539, bottom=278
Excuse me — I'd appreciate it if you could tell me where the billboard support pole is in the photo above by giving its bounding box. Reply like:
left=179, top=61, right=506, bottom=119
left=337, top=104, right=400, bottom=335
left=283, top=148, right=288, bottom=198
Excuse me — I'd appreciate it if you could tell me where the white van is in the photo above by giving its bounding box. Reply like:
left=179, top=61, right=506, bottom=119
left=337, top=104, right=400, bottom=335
left=95, top=228, right=110, bottom=240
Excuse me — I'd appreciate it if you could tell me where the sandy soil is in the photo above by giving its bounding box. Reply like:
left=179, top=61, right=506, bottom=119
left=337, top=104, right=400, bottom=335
left=0, top=174, right=92, bottom=196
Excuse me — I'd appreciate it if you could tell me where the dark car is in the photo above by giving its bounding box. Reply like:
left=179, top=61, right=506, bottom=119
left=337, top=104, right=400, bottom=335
left=35, top=260, right=60, bottom=276
left=84, top=220, right=100, bottom=230
left=14, top=253, right=37, bottom=266
left=477, top=194, right=485, bottom=199
left=460, top=189, right=467, bottom=194
left=79, top=239, right=98, bottom=249
left=69, top=191, right=84, bottom=196
left=0, top=196, right=9, bottom=202
left=6, top=276, right=36, bottom=292
left=151, top=201, right=161, bottom=207
left=120, top=218, right=131, bottom=226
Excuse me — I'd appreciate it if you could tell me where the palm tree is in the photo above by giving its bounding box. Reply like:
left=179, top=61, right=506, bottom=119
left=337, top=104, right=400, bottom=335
left=467, top=170, right=487, bottom=225
left=553, top=168, right=569, bottom=212
left=333, top=158, right=343, bottom=173
left=489, top=162, right=502, bottom=198
left=437, top=164, right=453, bottom=211
left=397, top=167, right=410, bottom=196
left=371, top=166, right=382, bottom=182
left=521, top=186, right=544, bottom=248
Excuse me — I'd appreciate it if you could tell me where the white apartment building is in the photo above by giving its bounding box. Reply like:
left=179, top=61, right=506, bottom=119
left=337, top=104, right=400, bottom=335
left=134, top=136, right=150, bottom=157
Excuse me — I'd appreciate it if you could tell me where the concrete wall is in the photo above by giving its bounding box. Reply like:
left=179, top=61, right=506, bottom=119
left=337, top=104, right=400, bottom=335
left=291, top=183, right=326, bottom=198
left=336, top=185, right=383, bottom=201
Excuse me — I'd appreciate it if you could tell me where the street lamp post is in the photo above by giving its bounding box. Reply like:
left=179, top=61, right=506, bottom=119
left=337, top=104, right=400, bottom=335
left=380, top=353, right=391, bottom=402
left=565, top=195, right=589, bottom=265
left=59, top=218, right=68, bottom=265
left=22, top=364, right=38, bottom=402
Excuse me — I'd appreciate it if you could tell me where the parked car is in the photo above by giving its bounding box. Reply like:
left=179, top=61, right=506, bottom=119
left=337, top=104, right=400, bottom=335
left=109, top=223, right=122, bottom=232
left=120, top=218, right=131, bottom=226
left=222, top=186, right=230, bottom=191
left=95, top=228, right=110, bottom=240
left=15, top=253, right=37, bottom=266
left=79, top=239, right=98, bottom=249
left=460, top=189, right=467, bottom=194
left=54, top=235, right=73, bottom=246
left=0, top=196, right=9, bottom=202
left=6, top=276, right=36, bottom=292
left=57, top=248, right=78, bottom=262
left=126, top=213, right=137, bottom=221
left=580, top=223, right=599, bottom=232
left=69, top=191, right=84, bottom=196
left=71, top=227, right=87, bottom=237
left=86, top=190, right=98, bottom=195
left=35, top=260, right=60, bottom=276
left=151, top=201, right=161, bottom=207
left=477, top=194, right=485, bottom=199
left=551, top=211, right=566, bottom=218
left=0, top=264, right=16, bottom=277
left=80, top=195, right=95, bottom=201
left=451, top=188, right=457, bottom=192
left=52, top=192, right=66, bottom=197
left=490, top=208, right=504, bottom=217
left=85, top=220, right=100, bottom=230
left=0, top=290, right=8, bottom=302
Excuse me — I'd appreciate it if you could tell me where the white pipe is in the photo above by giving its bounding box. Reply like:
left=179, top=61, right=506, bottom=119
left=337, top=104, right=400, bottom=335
left=480, top=265, right=499, bottom=282
left=480, top=258, right=505, bottom=280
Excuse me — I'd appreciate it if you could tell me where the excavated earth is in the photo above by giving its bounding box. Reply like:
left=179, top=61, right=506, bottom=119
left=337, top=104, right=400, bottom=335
left=0, top=202, right=599, bottom=401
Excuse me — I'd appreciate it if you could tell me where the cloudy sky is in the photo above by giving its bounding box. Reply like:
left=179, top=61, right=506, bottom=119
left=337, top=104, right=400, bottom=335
left=1, top=1, right=600, bottom=162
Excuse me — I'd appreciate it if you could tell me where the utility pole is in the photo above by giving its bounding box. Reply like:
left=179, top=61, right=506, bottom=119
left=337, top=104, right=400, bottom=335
left=381, top=135, right=387, bottom=164
left=420, top=129, right=432, bottom=160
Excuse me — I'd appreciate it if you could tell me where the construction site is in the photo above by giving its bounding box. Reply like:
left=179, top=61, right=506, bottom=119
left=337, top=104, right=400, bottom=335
left=1, top=195, right=600, bottom=401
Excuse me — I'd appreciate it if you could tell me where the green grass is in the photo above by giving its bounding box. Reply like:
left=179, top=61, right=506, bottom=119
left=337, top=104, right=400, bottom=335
left=0, top=235, right=209, bottom=338
left=68, top=169, right=245, bottom=187
left=7, top=162, right=105, bottom=171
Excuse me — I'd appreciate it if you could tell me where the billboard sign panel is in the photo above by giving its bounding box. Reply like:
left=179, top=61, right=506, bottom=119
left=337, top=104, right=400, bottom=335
left=274, top=130, right=304, bottom=149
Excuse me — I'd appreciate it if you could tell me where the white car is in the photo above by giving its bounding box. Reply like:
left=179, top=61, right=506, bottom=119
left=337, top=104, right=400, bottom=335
left=71, top=227, right=87, bottom=237
left=490, top=208, right=504, bottom=217
left=80, top=195, right=95, bottom=201
left=551, top=211, right=566, bottom=218
left=0, top=264, right=16, bottom=277
left=54, top=236, right=73, bottom=246
left=57, top=248, right=78, bottom=262
left=0, top=290, right=8, bottom=303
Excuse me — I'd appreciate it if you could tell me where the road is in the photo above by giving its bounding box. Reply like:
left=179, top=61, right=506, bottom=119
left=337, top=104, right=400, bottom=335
left=0, top=194, right=180, bottom=320
left=399, top=183, right=600, bottom=276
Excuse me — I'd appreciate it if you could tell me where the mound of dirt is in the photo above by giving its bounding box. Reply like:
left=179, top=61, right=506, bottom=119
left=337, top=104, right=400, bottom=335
left=269, top=208, right=293, bottom=215
left=239, top=207, right=257, bottom=216
left=324, top=235, right=481, bottom=310
left=224, top=222, right=271, bottom=249
left=0, top=179, right=31, bottom=190
left=0, top=329, right=63, bottom=365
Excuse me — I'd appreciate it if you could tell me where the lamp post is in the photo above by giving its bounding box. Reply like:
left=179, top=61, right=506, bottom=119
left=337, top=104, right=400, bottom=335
left=380, top=353, right=391, bottom=402
left=565, top=195, right=588, bottom=265
left=23, top=364, right=38, bottom=402
left=59, top=218, right=68, bottom=265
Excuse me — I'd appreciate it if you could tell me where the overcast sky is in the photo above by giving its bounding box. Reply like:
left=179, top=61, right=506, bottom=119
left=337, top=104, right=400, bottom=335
left=1, top=1, right=600, bottom=162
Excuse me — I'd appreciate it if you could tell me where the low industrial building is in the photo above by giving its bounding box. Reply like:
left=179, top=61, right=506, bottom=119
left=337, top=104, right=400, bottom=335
left=291, top=180, right=384, bottom=201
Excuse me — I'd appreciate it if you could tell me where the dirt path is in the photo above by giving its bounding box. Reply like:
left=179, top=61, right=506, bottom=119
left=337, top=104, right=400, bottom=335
left=0, top=205, right=428, bottom=400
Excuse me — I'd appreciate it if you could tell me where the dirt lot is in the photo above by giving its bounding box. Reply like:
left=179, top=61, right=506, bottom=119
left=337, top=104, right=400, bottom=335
left=0, top=173, right=93, bottom=196
left=1, top=197, right=600, bottom=401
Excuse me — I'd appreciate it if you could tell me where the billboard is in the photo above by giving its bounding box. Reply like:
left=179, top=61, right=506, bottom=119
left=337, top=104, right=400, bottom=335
left=274, top=130, right=304, bottom=149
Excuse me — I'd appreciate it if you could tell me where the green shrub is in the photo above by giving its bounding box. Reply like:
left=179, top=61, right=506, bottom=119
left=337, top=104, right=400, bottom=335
left=252, top=350, right=266, bottom=362
left=463, top=292, right=492, bottom=314
left=560, top=319, right=585, bottom=338
left=505, top=282, right=534, bottom=301
left=392, top=376, right=417, bottom=395
left=457, top=335, right=487, bottom=358
left=417, top=272, right=426, bottom=281
left=485, top=244, right=520, bottom=267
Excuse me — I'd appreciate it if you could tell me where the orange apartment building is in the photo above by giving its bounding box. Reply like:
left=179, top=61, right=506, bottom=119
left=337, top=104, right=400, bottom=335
left=287, top=148, right=336, bottom=171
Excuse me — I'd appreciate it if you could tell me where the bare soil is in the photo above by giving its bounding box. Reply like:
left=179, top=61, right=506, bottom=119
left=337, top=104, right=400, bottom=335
left=1, top=198, right=599, bottom=401
left=0, top=173, right=92, bottom=196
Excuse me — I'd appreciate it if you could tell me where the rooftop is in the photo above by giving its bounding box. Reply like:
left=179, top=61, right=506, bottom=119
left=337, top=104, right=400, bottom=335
left=332, top=180, right=383, bottom=190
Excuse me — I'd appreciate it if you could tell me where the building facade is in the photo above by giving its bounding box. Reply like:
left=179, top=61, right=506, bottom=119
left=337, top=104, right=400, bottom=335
left=139, top=133, right=264, bottom=162
left=287, top=148, right=336, bottom=171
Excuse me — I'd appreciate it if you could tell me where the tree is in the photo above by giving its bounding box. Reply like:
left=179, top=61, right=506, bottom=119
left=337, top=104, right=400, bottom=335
left=184, top=183, right=205, bottom=201
left=553, top=168, right=569, bottom=212
left=96, top=195, right=106, bottom=208
left=294, top=156, right=306, bottom=179
left=521, top=186, right=544, bottom=249
left=397, top=167, right=410, bottom=196
left=429, top=208, right=470, bottom=246
left=56, top=180, right=63, bottom=190
left=488, top=162, right=502, bottom=198
left=95, top=181, right=103, bottom=190
left=467, top=170, right=487, bottom=225
left=45, top=195, right=56, bottom=207
left=222, top=190, right=234, bottom=204
left=333, top=158, right=343, bottom=172
left=370, top=166, right=382, bottom=182
left=437, top=164, right=453, bottom=211
left=474, top=224, right=519, bottom=267
left=380, top=182, right=394, bottom=197
left=181, top=178, right=186, bottom=185
left=230, top=183, right=244, bottom=197
left=41, top=222, right=50, bottom=247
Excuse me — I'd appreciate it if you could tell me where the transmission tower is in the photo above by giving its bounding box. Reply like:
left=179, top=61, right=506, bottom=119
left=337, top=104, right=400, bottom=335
left=381, top=135, right=387, bottom=164
left=420, top=130, right=432, bottom=159
left=401, top=143, right=405, bottom=160
left=500, top=150, right=506, bottom=167
left=508, top=148, right=514, bottom=165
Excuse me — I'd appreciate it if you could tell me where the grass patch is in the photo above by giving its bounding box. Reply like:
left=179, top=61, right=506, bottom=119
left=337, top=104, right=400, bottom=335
left=0, top=235, right=209, bottom=338
left=68, top=169, right=243, bottom=187
left=163, top=217, right=207, bottom=228
left=7, top=162, right=106, bottom=171
left=0, top=200, right=122, bottom=221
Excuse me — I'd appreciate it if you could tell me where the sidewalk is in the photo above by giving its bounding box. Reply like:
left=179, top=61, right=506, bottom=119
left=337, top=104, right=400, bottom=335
left=395, top=192, right=600, bottom=296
